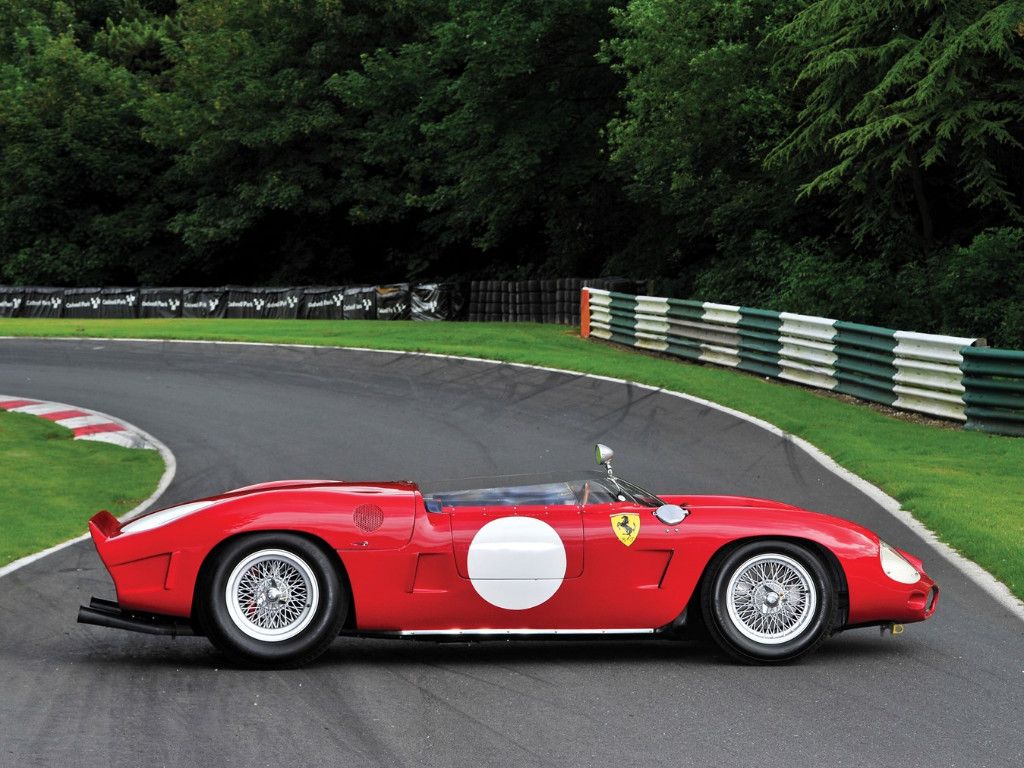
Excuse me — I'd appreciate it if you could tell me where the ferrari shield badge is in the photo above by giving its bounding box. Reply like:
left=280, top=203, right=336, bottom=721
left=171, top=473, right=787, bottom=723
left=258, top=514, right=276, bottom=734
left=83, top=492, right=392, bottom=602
left=611, top=513, right=640, bottom=547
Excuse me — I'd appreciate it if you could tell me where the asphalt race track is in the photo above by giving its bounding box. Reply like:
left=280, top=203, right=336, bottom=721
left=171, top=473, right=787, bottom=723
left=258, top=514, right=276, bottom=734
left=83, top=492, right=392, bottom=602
left=1, top=338, right=1021, bottom=768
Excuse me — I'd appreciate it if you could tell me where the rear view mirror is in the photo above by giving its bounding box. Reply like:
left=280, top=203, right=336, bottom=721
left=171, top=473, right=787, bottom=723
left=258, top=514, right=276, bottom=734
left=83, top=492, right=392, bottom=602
left=595, top=444, right=615, bottom=478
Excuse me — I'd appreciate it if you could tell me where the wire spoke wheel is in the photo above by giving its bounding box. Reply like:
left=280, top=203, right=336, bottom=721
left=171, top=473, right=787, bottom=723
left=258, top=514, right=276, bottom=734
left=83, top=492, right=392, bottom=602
left=702, top=540, right=834, bottom=663
left=726, top=553, right=816, bottom=644
left=225, top=549, right=320, bottom=642
left=202, top=533, right=347, bottom=668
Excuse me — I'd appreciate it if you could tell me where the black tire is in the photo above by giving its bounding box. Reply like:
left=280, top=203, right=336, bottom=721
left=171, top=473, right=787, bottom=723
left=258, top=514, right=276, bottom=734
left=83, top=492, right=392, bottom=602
left=199, top=533, right=347, bottom=668
left=701, top=539, right=835, bottom=664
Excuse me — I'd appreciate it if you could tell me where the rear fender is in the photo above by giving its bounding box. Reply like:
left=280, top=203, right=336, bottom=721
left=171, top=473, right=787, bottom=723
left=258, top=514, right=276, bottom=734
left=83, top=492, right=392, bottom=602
left=191, top=529, right=356, bottom=632
left=91, top=485, right=418, bottom=619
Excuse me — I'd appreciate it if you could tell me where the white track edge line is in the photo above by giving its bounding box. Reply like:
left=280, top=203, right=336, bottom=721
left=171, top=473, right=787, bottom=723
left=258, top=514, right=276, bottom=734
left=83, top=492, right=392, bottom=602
left=2, top=334, right=1022, bottom=624
left=0, top=403, right=176, bottom=580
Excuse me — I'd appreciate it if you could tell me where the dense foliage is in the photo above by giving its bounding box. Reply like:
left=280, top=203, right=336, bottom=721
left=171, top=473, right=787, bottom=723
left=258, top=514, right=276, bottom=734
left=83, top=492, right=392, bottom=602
left=1, top=1, right=1022, bottom=343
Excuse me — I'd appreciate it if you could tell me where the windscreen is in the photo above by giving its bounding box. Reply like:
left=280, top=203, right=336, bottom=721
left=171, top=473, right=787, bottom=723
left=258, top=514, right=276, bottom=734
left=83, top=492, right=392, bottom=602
left=614, top=478, right=664, bottom=508
left=583, top=477, right=663, bottom=507
left=427, top=481, right=581, bottom=508
left=421, top=471, right=664, bottom=509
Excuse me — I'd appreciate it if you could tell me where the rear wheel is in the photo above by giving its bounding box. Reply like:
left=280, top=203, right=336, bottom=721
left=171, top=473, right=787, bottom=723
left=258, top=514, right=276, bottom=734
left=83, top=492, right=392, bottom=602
left=200, top=533, right=347, bottom=668
left=701, top=539, right=834, bottom=663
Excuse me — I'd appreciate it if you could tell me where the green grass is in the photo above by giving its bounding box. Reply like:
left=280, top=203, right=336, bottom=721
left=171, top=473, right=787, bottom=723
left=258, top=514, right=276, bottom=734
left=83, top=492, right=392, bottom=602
left=0, top=410, right=165, bottom=566
left=2, top=317, right=1022, bottom=601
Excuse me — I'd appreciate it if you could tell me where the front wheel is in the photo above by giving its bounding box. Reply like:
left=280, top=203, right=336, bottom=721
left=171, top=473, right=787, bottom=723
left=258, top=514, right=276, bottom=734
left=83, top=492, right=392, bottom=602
left=200, top=533, right=347, bottom=668
left=701, top=539, right=835, bottom=664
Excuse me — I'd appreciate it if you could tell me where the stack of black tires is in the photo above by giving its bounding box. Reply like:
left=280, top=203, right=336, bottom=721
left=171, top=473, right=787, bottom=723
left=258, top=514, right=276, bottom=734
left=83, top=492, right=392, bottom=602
left=466, top=277, right=642, bottom=324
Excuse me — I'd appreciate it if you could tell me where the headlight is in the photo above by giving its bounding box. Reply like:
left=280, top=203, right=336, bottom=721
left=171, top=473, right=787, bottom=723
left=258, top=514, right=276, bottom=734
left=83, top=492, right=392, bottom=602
left=121, top=500, right=218, bottom=534
left=879, top=541, right=920, bottom=584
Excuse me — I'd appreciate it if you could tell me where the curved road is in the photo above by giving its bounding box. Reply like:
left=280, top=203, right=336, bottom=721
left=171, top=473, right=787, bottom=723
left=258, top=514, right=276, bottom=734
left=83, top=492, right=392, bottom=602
left=0, top=338, right=1021, bottom=768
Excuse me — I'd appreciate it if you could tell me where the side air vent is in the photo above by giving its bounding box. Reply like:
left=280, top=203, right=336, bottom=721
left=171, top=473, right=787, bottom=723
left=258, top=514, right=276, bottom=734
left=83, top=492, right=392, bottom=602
left=353, top=504, right=384, bottom=533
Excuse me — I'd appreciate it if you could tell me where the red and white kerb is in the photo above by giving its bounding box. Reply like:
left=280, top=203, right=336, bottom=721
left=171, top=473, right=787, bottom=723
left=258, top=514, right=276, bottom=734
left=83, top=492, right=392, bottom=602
left=0, top=395, right=157, bottom=450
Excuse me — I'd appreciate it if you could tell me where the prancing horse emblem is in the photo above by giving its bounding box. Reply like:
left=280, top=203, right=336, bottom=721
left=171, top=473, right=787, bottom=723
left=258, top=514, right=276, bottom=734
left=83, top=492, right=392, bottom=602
left=611, top=513, right=640, bottom=547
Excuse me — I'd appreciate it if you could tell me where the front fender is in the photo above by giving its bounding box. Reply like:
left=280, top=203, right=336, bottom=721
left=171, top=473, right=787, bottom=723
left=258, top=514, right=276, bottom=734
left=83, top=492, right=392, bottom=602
left=664, top=505, right=935, bottom=627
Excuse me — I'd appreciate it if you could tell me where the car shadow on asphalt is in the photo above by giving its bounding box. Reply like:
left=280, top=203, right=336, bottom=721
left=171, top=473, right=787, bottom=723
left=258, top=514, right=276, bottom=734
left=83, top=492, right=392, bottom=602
left=319, top=631, right=908, bottom=667
left=58, top=630, right=911, bottom=672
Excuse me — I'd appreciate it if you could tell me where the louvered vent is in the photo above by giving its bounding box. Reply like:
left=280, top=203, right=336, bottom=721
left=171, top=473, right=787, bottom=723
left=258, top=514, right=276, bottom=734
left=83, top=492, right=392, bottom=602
left=353, top=504, right=384, bottom=533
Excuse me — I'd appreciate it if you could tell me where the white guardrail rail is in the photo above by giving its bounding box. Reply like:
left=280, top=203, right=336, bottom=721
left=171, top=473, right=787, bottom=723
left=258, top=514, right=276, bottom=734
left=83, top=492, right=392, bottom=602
left=582, top=288, right=981, bottom=423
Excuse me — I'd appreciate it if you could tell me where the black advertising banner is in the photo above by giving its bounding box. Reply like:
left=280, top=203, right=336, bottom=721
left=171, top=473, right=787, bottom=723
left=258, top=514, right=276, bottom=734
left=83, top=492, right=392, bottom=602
left=376, top=283, right=410, bottom=320
left=261, top=288, right=303, bottom=319
left=0, top=280, right=594, bottom=323
left=412, top=283, right=464, bottom=321
left=225, top=287, right=303, bottom=319
left=182, top=288, right=227, bottom=318
left=62, top=288, right=105, bottom=318
left=301, top=287, right=346, bottom=320
left=0, top=286, right=24, bottom=318
left=99, top=287, right=140, bottom=318
left=225, top=287, right=263, bottom=319
left=139, top=288, right=183, bottom=318
left=343, top=286, right=377, bottom=320
left=412, top=283, right=441, bottom=321
left=19, top=287, right=64, bottom=318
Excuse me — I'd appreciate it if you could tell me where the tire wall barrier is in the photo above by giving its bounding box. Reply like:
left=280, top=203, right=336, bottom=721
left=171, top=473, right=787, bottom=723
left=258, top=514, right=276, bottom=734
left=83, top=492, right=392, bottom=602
left=465, top=278, right=641, bottom=324
left=582, top=288, right=1024, bottom=436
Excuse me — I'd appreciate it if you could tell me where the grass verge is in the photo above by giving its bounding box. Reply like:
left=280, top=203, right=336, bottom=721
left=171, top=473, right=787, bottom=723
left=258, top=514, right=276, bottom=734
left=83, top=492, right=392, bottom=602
left=2, top=318, right=1022, bottom=601
left=0, top=410, right=165, bottom=567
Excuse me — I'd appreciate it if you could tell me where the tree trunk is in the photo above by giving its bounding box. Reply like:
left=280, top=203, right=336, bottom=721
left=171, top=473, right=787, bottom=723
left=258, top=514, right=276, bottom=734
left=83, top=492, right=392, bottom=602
left=907, top=146, right=934, bottom=254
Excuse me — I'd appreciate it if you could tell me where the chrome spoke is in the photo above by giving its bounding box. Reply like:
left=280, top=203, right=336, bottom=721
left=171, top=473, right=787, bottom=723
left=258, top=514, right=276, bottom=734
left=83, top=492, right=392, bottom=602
left=725, top=553, right=817, bottom=645
left=225, top=549, right=320, bottom=642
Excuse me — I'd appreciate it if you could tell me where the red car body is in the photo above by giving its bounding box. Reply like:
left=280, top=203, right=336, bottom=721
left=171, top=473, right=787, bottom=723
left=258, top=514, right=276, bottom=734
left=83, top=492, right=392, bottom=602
left=83, top=477, right=937, bottom=643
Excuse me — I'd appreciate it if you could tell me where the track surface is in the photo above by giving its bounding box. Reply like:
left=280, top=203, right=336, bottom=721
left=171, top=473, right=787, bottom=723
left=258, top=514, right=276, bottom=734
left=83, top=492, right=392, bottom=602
left=0, top=338, right=1021, bottom=768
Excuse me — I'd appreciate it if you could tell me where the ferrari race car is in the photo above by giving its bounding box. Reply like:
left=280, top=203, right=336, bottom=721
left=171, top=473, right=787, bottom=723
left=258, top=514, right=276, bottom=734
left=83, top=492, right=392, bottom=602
left=78, top=445, right=938, bottom=667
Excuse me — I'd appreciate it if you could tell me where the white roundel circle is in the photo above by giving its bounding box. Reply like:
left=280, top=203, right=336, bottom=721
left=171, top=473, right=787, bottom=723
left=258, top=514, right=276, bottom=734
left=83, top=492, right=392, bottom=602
left=467, top=517, right=567, bottom=610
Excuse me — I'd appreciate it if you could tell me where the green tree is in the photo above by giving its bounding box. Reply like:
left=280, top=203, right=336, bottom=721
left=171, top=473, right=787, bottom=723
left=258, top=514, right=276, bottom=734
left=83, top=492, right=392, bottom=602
left=336, top=0, right=639, bottom=277
left=0, top=23, right=168, bottom=284
left=601, top=0, right=820, bottom=286
left=769, top=0, right=1024, bottom=253
left=142, top=0, right=430, bottom=282
left=936, top=227, right=1024, bottom=346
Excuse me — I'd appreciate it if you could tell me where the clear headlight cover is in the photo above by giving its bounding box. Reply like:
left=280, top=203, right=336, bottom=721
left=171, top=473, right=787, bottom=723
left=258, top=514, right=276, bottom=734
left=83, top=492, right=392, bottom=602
left=121, top=500, right=218, bottom=534
left=879, top=540, right=920, bottom=584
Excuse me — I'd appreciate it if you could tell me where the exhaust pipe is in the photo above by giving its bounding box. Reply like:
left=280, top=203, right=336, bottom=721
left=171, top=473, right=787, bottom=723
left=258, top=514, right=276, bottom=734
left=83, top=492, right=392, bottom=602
left=77, top=597, right=197, bottom=637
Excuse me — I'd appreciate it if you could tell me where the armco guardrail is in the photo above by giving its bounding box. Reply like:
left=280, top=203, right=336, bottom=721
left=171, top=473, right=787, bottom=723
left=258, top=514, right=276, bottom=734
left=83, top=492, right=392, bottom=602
left=961, top=347, right=1024, bottom=436
left=582, top=288, right=995, bottom=427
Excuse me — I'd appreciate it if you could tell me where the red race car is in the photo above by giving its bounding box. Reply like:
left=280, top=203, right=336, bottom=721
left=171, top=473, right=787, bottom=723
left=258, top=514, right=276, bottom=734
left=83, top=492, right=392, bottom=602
left=78, top=445, right=938, bottom=667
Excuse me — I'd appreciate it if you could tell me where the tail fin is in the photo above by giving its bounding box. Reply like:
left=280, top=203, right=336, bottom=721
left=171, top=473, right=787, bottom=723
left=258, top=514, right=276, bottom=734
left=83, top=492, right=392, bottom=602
left=89, top=510, right=122, bottom=541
